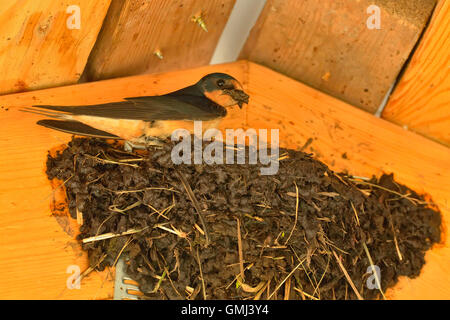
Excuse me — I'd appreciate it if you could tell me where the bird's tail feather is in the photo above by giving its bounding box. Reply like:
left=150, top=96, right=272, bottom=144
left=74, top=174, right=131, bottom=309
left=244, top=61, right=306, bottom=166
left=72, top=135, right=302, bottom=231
left=36, top=119, right=121, bottom=139
left=20, top=106, right=71, bottom=120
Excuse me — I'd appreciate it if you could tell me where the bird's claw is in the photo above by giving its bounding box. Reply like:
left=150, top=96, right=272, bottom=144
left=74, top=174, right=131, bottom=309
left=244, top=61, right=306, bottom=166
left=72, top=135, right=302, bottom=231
left=124, top=137, right=164, bottom=153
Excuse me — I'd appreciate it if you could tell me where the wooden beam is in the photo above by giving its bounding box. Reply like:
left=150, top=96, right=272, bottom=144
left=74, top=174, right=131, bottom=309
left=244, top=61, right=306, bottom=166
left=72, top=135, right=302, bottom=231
left=382, top=0, right=450, bottom=147
left=240, top=0, right=436, bottom=113
left=0, top=61, right=449, bottom=299
left=0, top=0, right=111, bottom=95
left=83, top=0, right=236, bottom=81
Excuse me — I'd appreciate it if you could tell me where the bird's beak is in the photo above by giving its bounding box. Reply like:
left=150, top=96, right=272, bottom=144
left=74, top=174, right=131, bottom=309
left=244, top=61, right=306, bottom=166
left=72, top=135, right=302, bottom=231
left=203, top=79, right=249, bottom=108
left=230, top=80, right=249, bottom=109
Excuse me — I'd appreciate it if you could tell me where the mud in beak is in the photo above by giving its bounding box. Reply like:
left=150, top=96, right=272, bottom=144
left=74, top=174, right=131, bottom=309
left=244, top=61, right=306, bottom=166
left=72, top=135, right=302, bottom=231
left=222, top=89, right=249, bottom=109
left=235, top=90, right=249, bottom=109
left=228, top=79, right=249, bottom=109
left=204, top=79, right=249, bottom=108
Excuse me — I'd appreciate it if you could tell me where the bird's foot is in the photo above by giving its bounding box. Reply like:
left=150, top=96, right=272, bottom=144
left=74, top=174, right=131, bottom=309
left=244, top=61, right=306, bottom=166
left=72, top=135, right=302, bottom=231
left=124, top=141, right=147, bottom=153
left=144, top=136, right=165, bottom=147
left=124, top=137, right=165, bottom=153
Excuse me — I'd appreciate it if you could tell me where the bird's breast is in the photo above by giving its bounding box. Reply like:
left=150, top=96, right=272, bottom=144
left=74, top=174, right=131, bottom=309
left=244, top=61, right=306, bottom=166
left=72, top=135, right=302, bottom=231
left=73, top=115, right=223, bottom=142
left=73, top=115, right=148, bottom=141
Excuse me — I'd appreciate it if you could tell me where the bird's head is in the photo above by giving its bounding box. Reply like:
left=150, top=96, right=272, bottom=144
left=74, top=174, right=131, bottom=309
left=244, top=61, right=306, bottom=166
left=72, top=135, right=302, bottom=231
left=196, top=73, right=249, bottom=109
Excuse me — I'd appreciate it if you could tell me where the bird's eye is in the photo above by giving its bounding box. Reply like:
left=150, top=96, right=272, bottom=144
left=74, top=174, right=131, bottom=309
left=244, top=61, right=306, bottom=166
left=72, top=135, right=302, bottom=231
left=217, top=79, right=225, bottom=87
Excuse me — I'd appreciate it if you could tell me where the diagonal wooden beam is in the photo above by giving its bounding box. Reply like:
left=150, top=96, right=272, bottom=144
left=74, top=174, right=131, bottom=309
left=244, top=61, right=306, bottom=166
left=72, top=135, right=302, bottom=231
left=383, top=0, right=450, bottom=147
left=0, top=0, right=111, bottom=95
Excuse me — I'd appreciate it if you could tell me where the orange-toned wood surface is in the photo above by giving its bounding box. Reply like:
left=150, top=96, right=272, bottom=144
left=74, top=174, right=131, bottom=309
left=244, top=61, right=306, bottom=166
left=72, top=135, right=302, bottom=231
left=240, top=0, right=437, bottom=113
left=83, top=0, right=236, bottom=81
left=383, top=0, right=450, bottom=147
left=0, top=61, right=449, bottom=299
left=0, top=0, right=111, bottom=95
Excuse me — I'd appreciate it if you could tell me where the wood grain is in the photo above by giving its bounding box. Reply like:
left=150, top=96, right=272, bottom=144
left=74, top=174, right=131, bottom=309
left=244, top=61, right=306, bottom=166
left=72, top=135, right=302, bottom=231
left=0, top=0, right=111, bottom=96
left=240, top=0, right=436, bottom=113
left=0, top=61, right=449, bottom=299
left=382, top=0, right=450, bottom=147
left=83, top=0, right=236, bottom=81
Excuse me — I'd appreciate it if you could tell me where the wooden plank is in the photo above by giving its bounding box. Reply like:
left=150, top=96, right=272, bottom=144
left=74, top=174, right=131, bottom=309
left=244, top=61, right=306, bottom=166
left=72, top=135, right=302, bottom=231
left=0, top=61, right=449, bottom=299
left=382, top=0, right=450, bottom=147
left=0, top=0, right=111, bottom=96
left=83, top=0, right=236, bottom=81
left=240, top=0, right=437, bottom=113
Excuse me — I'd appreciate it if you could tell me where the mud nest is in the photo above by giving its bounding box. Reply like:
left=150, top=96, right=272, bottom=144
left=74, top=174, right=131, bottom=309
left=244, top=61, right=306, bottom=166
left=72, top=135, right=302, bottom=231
left=46, top=137, right=441, bottom=300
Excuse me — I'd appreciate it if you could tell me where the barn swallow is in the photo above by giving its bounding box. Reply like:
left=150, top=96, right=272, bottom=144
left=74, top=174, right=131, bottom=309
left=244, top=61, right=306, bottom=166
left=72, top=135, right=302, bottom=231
left=22, top=73, right=249, bottom=149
